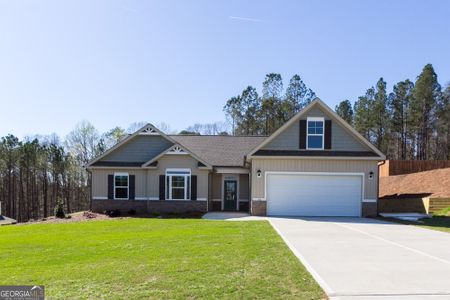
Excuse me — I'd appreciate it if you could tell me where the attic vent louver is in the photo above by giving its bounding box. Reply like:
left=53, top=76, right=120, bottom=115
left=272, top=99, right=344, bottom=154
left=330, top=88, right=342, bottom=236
left=139, top=126, right=159, bottom=135
left=167, top=146, right=188, bottom=155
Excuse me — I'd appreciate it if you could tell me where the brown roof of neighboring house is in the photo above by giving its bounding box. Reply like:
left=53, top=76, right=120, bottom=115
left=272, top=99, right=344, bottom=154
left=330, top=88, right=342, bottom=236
left=379, top=167, right=450, bottom=199
left=170, top=135, right=267, bottom=167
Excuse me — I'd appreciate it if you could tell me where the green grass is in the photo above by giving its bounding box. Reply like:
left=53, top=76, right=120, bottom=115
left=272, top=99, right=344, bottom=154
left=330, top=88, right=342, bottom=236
left=0, top=219, right=324, bottom=299
left=417, top=207, right=450, bottom=233
left=380, top=207, right=450, bottom=234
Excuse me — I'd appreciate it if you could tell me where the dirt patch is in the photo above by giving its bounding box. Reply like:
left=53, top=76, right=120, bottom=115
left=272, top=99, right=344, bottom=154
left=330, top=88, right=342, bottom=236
left=380, top=167, right=450, bottom=199
left=20, top=211, right=115, bottom=225
left=18, top=210, right=205, bottom=225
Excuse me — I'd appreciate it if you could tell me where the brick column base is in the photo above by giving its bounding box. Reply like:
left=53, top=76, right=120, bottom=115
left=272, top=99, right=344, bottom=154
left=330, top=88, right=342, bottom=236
left=251, top=200, right=267, bottom=216
left=362, top=202, right=377, bottom=217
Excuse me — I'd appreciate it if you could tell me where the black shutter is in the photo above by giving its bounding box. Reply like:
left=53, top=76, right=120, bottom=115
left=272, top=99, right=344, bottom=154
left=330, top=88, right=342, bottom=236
left=191, top=175, right=197, bottom=200
left=299, top=120, right=307, bottom=149
left=159, top=175, right=166, bottom=200
left=324, top=120, right=332, bottom=149
left=129, top=175, right=135, bottom=200
left=108, top=174, right=114, bottom=199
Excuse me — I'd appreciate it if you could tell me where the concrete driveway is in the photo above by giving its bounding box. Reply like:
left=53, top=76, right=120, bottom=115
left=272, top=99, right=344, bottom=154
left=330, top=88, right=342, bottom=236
left=269, top=217, right=450, bottom=300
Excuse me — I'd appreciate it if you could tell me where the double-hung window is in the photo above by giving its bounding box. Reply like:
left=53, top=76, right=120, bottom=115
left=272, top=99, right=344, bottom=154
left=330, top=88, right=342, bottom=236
left=166, top=169, right=191, bottom=200
left=114, top=173, right=129, bottom=199
left=307, top=117, right=324, bottom=150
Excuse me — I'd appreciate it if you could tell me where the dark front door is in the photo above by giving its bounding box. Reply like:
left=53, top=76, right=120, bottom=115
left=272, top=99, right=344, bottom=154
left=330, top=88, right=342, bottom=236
left=224, top=180, right=237, bottom=211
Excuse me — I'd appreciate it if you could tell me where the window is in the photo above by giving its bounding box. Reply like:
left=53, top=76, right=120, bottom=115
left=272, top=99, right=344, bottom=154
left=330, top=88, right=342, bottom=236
left=114, top=173, right=129, bottom=199
left=307, top=117, right=324, bottom=149
left=166, top=169, right=191, bottom=200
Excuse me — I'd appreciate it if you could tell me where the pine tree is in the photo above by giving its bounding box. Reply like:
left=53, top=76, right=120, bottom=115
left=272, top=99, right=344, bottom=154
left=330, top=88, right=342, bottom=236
left=434, top=83, right=450, bottom=159
left=261, top=74, right=283, bottom=134
left=389, top=80, right=414, bottom=159
left=285, top=74, right=316, bottom=118
left=240, top=86, right=261, bottom=135
left=335, top=100, right=354, bottom=125
left=410, top=64, right=441, bottom=159
left=372, top=78, right=389, bottom=154
left=223, top=95, right=242, bottom=135
left=354, top=88, right=375, bottom=142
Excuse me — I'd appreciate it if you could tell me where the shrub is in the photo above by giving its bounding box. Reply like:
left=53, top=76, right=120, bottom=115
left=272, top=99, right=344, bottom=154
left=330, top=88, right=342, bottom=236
left=54, top=199, right=65, bottom=219
left=104, top=209, right=121, bottom=218
left=127, top=209, right=136, bottom=216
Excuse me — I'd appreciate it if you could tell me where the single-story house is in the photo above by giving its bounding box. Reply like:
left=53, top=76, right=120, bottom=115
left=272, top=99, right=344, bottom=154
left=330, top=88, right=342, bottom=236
left=86, top=98, right=385, bottom=217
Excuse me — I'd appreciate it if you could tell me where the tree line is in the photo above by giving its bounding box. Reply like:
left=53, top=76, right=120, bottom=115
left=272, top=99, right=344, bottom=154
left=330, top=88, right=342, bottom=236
left=224, top=74, right=316, bottom=135
left=223, top=64, right=450, bottom=160
left=0, top=121, right=149, bottom=222
left=0, top=117, right=230, bottom=222
left=336, top=64, right=449, bottom=160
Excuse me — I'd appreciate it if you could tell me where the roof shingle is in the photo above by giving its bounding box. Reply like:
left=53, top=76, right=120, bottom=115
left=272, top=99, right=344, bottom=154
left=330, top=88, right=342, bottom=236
left=170, top=135, right=266, bottom=167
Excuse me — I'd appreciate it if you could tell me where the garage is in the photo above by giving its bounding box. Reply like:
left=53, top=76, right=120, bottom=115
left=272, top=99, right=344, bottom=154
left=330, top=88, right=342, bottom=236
left=266, top=173, right=362, bottom=217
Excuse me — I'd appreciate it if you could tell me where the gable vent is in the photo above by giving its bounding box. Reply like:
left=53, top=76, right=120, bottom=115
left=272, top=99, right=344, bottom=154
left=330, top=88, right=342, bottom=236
left=167, top=145, right=188, bottom=155
left=139, top=126, right=159, bottom=135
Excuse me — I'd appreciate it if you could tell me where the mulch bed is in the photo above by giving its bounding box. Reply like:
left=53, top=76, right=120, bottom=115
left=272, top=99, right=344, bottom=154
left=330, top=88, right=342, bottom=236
left=18, top=210, right=205, bottom=225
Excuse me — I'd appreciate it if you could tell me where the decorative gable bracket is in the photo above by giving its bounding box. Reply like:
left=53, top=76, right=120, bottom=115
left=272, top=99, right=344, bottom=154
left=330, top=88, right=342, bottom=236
left=166, top=145, right=189, bottom=155
left=139, top=125, right=159, bottom=135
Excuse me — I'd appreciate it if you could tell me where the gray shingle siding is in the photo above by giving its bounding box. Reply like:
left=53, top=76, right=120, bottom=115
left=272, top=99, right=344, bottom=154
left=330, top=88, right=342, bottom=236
left=100, top=135, right=173, bottom=163
left=263, top=106, right=370, bottom=151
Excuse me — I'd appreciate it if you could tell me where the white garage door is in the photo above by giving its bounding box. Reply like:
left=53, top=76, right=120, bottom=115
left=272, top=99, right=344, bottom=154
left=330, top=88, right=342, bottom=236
left=267, top=173, right=362, bottom=217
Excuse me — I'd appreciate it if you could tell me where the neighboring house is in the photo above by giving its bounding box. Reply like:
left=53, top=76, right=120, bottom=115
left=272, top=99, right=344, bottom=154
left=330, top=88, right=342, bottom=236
left=86, top=99, right=385, bottom=217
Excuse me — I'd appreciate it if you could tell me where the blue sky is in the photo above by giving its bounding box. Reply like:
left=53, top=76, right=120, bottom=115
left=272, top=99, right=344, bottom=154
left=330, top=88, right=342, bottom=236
left=1, top=0, right=449, bottom=137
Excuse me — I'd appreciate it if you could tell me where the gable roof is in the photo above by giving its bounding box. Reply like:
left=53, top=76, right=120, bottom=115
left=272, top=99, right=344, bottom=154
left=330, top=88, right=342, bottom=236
left=170, top=135, right=267, bottom=167
left=141, top=143, right=212, bottom=169
left=86, top=123, right=266, bottom=169
left=86, top=123, right=179, bottom=168
left=247, top=98, right=386, bottom=159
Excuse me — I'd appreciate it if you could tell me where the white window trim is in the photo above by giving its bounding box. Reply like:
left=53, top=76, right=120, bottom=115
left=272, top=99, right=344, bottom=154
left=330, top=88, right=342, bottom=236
left=114, top=172, right=129, bottom=200
left=306, top=117, right=325, bottom=150
left=165, top=168, right=191, bottom=200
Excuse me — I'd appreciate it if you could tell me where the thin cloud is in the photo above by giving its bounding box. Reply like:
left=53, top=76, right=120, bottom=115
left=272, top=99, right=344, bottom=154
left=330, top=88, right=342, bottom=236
left=229, top=16, right=264, bottom=23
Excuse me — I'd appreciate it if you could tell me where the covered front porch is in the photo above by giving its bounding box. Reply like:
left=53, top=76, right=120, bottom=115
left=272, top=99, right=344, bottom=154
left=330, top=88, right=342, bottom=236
left=209, top=167, right=250, bottom=212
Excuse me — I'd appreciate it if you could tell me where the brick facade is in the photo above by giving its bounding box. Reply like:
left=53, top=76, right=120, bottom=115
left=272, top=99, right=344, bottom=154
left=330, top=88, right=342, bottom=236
left=92, top=199, right=207, bottom=215
left=251, top=200, right=267, bottom=216
left=362, top=202, right=377, bottom=217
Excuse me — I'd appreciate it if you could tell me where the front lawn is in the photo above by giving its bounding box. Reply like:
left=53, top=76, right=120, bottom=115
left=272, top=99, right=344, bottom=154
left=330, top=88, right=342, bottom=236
left=0, top=219, right=324, bottom=299
left=380, top=207, right=450, bottom=234
left=418, top=207, right=450, bottom=233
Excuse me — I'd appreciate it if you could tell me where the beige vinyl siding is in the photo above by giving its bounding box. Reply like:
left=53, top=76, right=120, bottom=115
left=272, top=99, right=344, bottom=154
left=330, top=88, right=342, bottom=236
left=147, top=155, right=209, bottom=199
left=100, top=135, right=173, bottom=162
left=251, top=158, right=378, bottom=201
left=91, top=155, right=209, bottom=200
left=263, top=106, right=370, bottom=151
left=239, top=174, right=249, bottom=200
left=211, top=173, right=222, bottom=200
left=91, top=169, right=147, bottom=199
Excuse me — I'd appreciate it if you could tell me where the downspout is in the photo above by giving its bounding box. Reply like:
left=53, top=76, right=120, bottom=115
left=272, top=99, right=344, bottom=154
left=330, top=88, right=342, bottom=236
left=377, top=160, right=386, bottom=215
